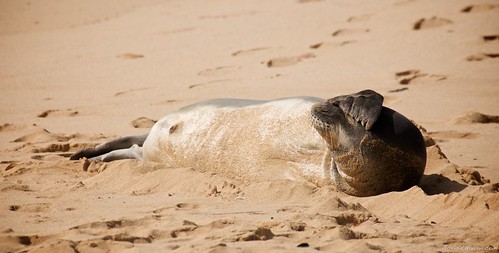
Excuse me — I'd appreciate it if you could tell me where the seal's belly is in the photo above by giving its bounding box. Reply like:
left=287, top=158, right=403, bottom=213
left=143, top=97, right=327, bottom=179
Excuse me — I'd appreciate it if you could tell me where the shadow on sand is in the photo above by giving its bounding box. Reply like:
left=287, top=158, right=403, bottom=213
left=419, top=174, right=468, bottom=195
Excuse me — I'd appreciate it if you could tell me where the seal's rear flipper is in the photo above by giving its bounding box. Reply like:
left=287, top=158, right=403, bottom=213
left=70, top=134, right=148, bottom=160
left=330, top=89, right=384, bottom=130
left=89, top=144, right=143, bottom=162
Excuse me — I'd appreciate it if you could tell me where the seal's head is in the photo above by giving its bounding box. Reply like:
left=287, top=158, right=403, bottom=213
left=311, top=92, right=426, bottom=197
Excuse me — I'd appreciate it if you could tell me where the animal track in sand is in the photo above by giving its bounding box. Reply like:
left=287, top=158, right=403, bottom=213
left=395, top=69, right=446, bottom=85
left=199, top=11, right=256, bottom=20
left=428, top=130, right=479, bottom=141
left=9, top=203, right=52, bottom=212
left=413, top=17, right=452, bottom=30
left=297, top=0, right=323, bottom=3
left=298, top=196, right=374, bottom=229
left=13, top=129, right=73, bottom=143
left=16, top=143, right=71, bottom=153
left=114, top=87, right=153, bottom=96
left=309, top=40, right=356, bottom=49
left=483, top=35, right=499, bottom=43
left=240, top=227, right=275, bottom=241
left=116, top=53, right=144, bottom=59
left=175, top=203, right=200, bottom=210
left=266, top=53, right=316, bottom=68
left=162, top=27, right=196, bottom=35
left=37, top=109, right=78, bottom=118
left=1, top=182, right=32, bottom=192
left=448, top=112, right=499, bottom=124
left=131, top=117, right=157, bottom=128
left=461, top=4, right=499, bottom=13
left=188, top=79, right=231, bottom=89
left=231, top=47, right=271, bottom=57
left=197, top=66, right=240, bottom=77
left=388, top=87, right=409, bottom=93
left=0, top=123, right=27, bottom=132
left=347, top=15, right=371, bottom=22
left=332, top=28, right=370, bottom=37
left=465, top=53, right=499, bottom=61
left=207, top=181, right=242, bottom=197
left=12, top=235, right=51, bottom=247
left=458, top=167, right=489, bottom=186
left=102, top=234, right=153, bottom=244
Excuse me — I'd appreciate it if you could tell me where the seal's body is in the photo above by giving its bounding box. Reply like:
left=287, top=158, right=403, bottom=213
left=71, top=90, right=427, bottom=196
left=143, top=97, right=328, bottom=180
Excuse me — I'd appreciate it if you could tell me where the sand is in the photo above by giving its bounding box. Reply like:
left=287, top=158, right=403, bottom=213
left=1, top=0, right=498, bottom=252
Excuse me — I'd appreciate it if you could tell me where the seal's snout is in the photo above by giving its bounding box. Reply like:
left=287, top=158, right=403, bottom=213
left=311, top=100, right=343, bottom=125
left=310, top=101, right=347, bottom=150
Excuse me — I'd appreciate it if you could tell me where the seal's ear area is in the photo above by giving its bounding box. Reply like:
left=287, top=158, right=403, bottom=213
left=331, top=89, right=384, bottom=130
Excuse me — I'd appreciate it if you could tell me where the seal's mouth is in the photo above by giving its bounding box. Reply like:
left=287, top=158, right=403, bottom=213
left=310, top=111, right=333, bottom=132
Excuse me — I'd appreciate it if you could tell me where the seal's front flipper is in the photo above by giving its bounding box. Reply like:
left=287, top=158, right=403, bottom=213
left=330, top=89, right=384, bottom=130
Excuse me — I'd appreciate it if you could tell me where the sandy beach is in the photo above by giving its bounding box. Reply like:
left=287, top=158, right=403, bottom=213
left=1, top=0, right=498, bottom=252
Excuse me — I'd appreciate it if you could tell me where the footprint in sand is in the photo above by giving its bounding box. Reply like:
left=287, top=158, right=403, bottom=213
left=428, top=131, right=479, bottom=141
left=189, top=79, right=231, bottom=89
left=461, top=4, right=499, bottom=13
left=71, top=219, right=129, bottom=231
left=38, top=109, right=78, bottom=118
left=347, top=15, right=371, bottom=23
left=0, top=123, right=27, bottom=132
left=9, top=203, right=52, bottom=212
left=395, top=69, right=446, bottom=85
left=448, top=112, right=499, bottom=124
left=15, top=235, right=52, bottom=247
left=239, top=227, right=275, bottom=241
left=197, top=66, right=240, bottom=77
left=483, top=35, right=499, bottom=43
left=114, top=87, right=153, bottom=97
left=413, top=17, right=452, bottom=30
left=458, top=167, right=490, bottom=185
left=13, top=129, right=72, bottom=143
left=117, top=53, right=144, bottom=59
left=297, top=0, right=323, bottom=3
left=152, top=99, right=180, bottom=106
left=175, top=203, right=199, bottom=210
left=162, top=27, right=196, bottom=35
left=231, top=47, right=271, bottom=57
left=21, top=143, right=71, bottom=153
left=309, top=41, right=356, bottom=49
left=465, top=53, right=499, bottom=61
left=31, top=154, right=71, bottom=160
left=266, top=53, right=316, bottom=68
left=199, top=11, right=256, bottom=20
left=332, top=28, right=369, bottom=37
left=131, top=117, right=157, bottom=128
left=388, top=87, right=409, bottom=93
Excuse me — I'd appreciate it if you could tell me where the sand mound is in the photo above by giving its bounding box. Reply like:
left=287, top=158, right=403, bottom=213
left=449, top=112, right=499, bottom=124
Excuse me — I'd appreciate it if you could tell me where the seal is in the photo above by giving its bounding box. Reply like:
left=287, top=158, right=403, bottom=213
left=71, top=90, right=426, bottom=196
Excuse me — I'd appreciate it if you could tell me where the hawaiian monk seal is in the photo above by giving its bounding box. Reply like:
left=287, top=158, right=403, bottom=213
left=70, top=90, right=426, bottom=196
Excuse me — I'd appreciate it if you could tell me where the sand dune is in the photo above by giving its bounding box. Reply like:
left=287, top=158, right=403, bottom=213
left=1, top=0, right=498, bottom=252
